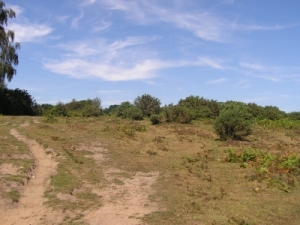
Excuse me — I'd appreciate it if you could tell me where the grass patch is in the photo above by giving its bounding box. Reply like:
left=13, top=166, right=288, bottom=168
left=7, top=189, right=20, bottom=203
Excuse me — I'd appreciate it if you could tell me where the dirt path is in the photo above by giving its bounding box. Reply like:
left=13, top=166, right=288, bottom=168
left=85, top=169, right=159, bottom=225
left=81, top=143, right=161, bottom=225
left=0, top=129, right=63, bottom=225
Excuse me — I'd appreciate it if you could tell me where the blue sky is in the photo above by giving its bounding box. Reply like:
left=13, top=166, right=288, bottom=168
left=5, top=0, right=300, bottom=112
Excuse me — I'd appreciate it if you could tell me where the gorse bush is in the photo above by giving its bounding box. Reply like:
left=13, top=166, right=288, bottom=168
left=214, top=102, right=253, bottom=140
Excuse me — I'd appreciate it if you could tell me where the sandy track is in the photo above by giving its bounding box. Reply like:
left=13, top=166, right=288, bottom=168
left=0, top=129, right=62, bottom=225
left=85, top=169, right=159, bottom=225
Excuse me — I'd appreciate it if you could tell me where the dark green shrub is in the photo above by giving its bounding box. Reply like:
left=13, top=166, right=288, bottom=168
left=247, top=103, right=265, bottom=120
left=115, top=101, right=133, bottom=118
left=178, top=95, right=219, bottom=119
left=287, top=111, right=300, bottom=120
left=163, top=105, right=193, bottom=123
left=65, top=98, right=102, bottom=117
left=150, top=114, right=161, bottom=125
left=263, top=106, right=286, bottom=120
left=124, top=107, right=143, bottom=120
left=214, top=102, right=253, bottom=140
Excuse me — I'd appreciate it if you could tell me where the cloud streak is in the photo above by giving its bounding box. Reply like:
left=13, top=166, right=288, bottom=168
left=94, top=0, right=294, bottom=43
left=206, top=78, right=227, bottom=84
left=43, top=36, right=224, bottom=81
left=9, top=23, right=53, bottom=42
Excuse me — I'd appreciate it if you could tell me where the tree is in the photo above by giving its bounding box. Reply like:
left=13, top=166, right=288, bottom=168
left=0, top=87, right=38, bottom=115
left=134, top=94, right=161, bottom=117
left=0, top=1, right=20, bottom=85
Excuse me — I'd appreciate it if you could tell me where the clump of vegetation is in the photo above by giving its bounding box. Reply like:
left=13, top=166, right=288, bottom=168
left=134, top=94, right=161, bottom=117
left=255, top=118, right=300, bottom=130
left=0, top=88, right=39, bottom=116
left=178, top=95, right=219, bottom=119
left=214, top=102, right=253, bottom=140
left=163, top=105, right=193, bottom=123
left=8, top=189, right=20, bottom=203
left=225, top=147, right=300, bottom=192
left=113, top=101, right=143, bottom=120
left=150, top=114, right=162, bottom=125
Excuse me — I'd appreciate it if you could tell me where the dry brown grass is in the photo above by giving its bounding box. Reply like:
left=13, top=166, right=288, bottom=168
left=1, top=116, right=300, bottom=224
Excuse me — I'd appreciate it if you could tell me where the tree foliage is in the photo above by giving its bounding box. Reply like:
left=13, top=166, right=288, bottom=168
left=0, top=87, right=38, bottom=115
left=134, top=94, right=161, bottom=117
left=178, top=95, right=219, bottom=119
left=163, top=104, right=193, bottom=123
left=0, top=1, right=20, bottom=84
left=114, top=101, right=143, bottom=120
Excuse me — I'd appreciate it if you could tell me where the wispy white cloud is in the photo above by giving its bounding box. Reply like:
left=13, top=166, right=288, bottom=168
left=206, top=78, right=227, bottom=84
left=81, top=0, right=97, bottom=6
left=240, top=62, right=265, bottom=71
left=9, top=23, right=53, bottom=42
left=240, top=61, right=300, bottom=83
left=5, top=3, right=53, bottom=43
left=71, top=11, right=84, bottom=28
left=240, top=23, right=299, bottom=31
left=43, top=36, right=224, bottom=81
left=97, top=0, right=231, bottom=42
left=95, top=0, right=294, bottom=43
left=98, top=90, right=124, bottom=94
left=56, top=15, right=70, bottom=24
left=197, top=57, right=224, bottom=69
left=91, top=20, right=111, bottom=32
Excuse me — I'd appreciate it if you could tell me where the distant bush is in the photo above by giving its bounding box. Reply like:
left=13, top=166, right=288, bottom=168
left=214, top=102, right=253, bottom=140
left=65, top=98, right=102, bottom=117
left=124, top=107, right=143, bottom=120
left=255, top=118, right=300, bottom=130
left=50, top=102, right=68, bottom=117
left=263, top=106, right=286, bottom=120
left=115, top=101, right=133, bottom=118
left=134, top=94, right=161, bottom=117
left=287, top=111, right=300, bottom=120
left=113, top=101, right=143, bottom=120
left=103, top=104, right=119, bottom=115
left=178, top=95, right=219, bottom=119
left=247, top=103, right=265, bottom=120
left=163, top=105, right=193, bottom=123
left=150, top=114, right=162, bottom=125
